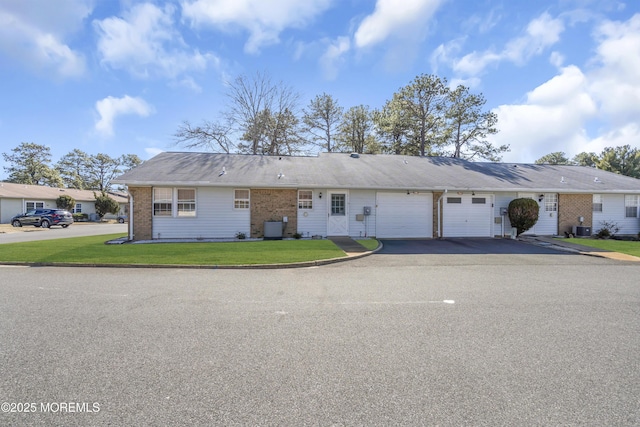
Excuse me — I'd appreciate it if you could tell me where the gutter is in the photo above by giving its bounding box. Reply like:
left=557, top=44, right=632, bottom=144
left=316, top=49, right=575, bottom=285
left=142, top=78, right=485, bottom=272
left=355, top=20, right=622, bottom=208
left=436, top=189, right=448, bottom=238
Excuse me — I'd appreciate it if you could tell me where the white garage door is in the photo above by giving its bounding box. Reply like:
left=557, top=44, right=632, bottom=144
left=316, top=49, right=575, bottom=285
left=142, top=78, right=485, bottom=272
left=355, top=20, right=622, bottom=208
left=443, top=194, right=493, bottom=237
left=376, top=192, right=433, bottom=238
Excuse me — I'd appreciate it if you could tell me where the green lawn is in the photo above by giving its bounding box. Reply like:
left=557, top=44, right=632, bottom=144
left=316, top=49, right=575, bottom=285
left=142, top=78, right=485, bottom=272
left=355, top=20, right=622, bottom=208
left=562, top=238, right=640, bottom=258
left=0, top=234, right=353, bottom=266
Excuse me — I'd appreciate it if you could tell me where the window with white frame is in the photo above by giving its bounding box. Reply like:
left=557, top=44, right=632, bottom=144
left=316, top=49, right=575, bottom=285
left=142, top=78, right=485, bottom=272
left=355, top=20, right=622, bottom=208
left=177, top=189, right=196, bottom=216
left=592, top=194, right=603, bottom=212
left=73, top=203, right=82, bottom=214
left=625, top=195, right=639, bottom=218
left=544, top=193, right=558, bottom=212
left=234, top=189, right=250, bottom=209
left=26, top=201, right=44, bottom=211
left=153, top=188, right=173, bottom=216
left=298, top=190, right=313, bottom=209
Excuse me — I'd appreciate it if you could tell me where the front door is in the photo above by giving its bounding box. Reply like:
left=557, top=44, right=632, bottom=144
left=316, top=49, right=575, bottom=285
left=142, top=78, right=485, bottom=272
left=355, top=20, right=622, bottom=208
left=327, top=191, right=349, bottom=236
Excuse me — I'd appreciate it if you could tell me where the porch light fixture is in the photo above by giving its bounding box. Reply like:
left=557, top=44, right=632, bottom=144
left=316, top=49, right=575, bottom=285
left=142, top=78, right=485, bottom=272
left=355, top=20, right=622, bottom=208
left=472, top=191, right=475, bottom=196
left=319, top=192, right=322, bottom=199
left=538, top=194, right=544, bottom=202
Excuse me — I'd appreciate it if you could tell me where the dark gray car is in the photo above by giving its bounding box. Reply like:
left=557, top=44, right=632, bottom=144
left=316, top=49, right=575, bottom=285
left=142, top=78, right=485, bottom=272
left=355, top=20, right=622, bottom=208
left=11, top=209, right=73, bottom=228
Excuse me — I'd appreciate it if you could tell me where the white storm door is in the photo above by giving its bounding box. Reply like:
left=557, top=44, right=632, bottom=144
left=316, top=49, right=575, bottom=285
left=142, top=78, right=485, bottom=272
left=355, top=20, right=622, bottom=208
left=327, top=191, right=349, bottom=236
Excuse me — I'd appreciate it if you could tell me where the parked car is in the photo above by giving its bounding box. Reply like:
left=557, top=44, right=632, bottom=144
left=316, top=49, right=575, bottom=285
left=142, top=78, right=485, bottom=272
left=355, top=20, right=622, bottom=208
left=11, top=209, right=74, bottom=228
left=117, top=215, right=128, bottom=223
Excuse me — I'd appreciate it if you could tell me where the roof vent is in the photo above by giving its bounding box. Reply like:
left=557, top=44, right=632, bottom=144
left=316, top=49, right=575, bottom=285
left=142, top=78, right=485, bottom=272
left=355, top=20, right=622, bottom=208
left=594, top=177, right=601, bottom=183
left=560, top=176, right=566, bottom=183
left=350, top=153, right=360, bottom=159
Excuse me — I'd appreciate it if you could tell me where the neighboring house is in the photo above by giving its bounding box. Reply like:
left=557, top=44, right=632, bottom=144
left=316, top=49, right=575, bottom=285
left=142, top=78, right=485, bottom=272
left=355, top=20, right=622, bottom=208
left=112, top=152, right=640, bottom=241
left=0, top=182, right=128, bottom=224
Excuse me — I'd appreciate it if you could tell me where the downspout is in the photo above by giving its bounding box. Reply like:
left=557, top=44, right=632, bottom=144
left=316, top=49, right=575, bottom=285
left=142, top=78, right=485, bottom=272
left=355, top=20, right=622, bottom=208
left=128, top=188, right=134, bottom=241
left=436, top=189, right=448, bottom=239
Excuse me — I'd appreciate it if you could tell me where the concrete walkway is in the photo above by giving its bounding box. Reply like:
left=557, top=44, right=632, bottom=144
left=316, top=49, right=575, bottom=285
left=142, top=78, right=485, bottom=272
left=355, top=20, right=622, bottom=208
left=328, top=236, right=370, bottom=255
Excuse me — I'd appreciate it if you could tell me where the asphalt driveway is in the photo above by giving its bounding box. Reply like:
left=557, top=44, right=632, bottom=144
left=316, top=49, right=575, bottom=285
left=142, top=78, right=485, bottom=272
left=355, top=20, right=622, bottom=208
left=379, top=237, right=566, bottom=255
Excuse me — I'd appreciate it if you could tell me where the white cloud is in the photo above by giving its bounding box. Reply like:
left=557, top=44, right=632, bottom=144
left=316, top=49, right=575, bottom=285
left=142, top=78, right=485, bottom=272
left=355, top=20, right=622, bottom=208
left=588, top=13, right=640, bottom=125
left=490, top=66, right=596, bottom=162
left=181, top=0, right=333, bottom=54
left=0, top=0, right=90, bottom=78
left=430, top=38, right=465, bottom=74
left=354, top=0, right=444, bottom=49
left=453, top=12, right=565, bottom=76
left=491, top=14, right=640, bottom=162
left=319, top=36, right=350, bottom=80
left=95, top=95, right=154, bottom=138
left=95, top=3, right=215, bottom=79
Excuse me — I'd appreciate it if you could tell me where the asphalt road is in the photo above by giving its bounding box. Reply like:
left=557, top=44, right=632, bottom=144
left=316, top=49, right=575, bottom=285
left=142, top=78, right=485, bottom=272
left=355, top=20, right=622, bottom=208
left=1, top=248, right=639, bottom=426
left=0, top=223, right=127, bottom=244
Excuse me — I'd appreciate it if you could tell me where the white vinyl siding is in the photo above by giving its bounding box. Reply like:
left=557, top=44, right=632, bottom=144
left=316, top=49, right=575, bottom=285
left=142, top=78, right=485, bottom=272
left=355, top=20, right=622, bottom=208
left=297, top=189, right=327, bottom=237
left=593, top=194, right=640, bottom=235
left=376, top=192, right=432, bottom=238
left=348, top=190, right=376, bottom=238
left=153, top=188, right=249, bottom=239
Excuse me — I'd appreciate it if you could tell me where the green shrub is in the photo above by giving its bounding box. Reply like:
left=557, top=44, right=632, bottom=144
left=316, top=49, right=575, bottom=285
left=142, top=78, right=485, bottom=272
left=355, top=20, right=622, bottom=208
left=94, top=191, right=120, bottom=218
left=508, top=198, right=539, bottom=236
left=72, top=213, right=89, bottom=222
left=56, top=194, right=76, bottom=211
left=293, top=232, right=303, bottom=239
left=595, top=220, right=619, bottom=239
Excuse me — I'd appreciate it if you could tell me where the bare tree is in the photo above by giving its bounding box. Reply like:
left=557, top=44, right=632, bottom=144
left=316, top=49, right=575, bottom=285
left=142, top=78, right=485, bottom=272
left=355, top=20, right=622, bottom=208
left=227, top=71, right=301, bottom=155
left=174, top=120, right=234, bottom=153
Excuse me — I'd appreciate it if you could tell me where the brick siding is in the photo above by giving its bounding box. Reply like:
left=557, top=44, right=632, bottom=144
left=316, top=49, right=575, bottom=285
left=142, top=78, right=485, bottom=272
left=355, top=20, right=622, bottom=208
left=129, top=186, right=152, bottom=241
left=250, top=189, right=298, bottom=238
left=558, top=193, right=592, bottom=235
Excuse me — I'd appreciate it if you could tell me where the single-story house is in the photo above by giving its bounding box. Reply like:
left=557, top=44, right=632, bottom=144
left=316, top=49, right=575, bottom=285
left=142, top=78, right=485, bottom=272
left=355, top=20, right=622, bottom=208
left=112, top=152, right=640, bottom=241
left=0, top=181, right=129, bottom=224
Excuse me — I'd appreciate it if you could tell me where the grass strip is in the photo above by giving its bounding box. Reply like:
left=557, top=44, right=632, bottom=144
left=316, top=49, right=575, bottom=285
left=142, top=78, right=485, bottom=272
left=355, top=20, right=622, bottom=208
left=0, top=234, right=348, bottom=266
left=561, top=238, right=640, bottom=258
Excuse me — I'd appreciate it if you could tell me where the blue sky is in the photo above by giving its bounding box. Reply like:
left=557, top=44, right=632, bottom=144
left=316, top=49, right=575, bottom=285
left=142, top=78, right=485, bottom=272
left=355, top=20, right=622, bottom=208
left=1, top=0, right=639, bottom=179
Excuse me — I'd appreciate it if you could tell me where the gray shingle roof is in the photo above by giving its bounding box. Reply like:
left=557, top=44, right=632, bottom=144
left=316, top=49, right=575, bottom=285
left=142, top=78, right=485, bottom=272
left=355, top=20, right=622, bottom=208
left=0, top=182, right=128, bottom=202
left=113, top=152, right=640, bottom=193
